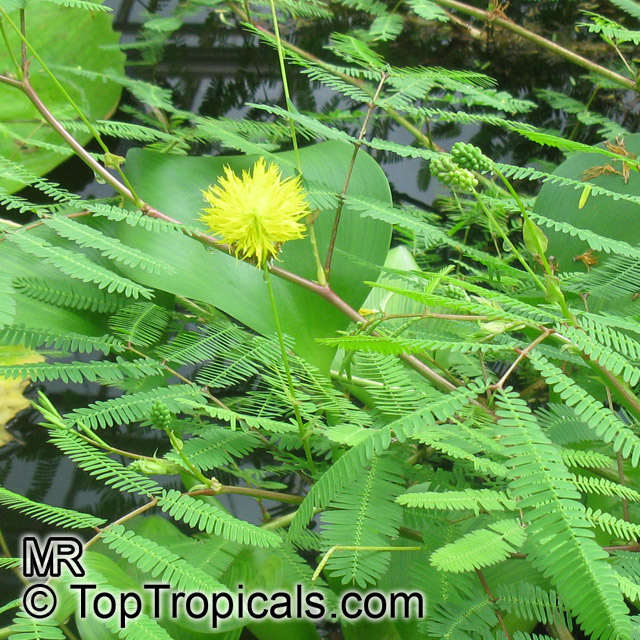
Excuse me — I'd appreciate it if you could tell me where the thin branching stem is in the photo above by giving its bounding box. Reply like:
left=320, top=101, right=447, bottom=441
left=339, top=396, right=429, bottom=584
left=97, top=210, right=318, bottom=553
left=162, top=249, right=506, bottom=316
left=0, top=18, right=19, bottom=76
left=189, top=485, right=304, bottom=505
left=607, top=387, right=630, bottom=522
left=267, top=0, right=326, bottom=285
left=166, top=429, right=212, bottom=487
left=85, top=499, right=159, bottom=550
left=472, top=185, right=545, bottom=293
left=0, top=9, right=142, bottom=204
left=476, top=569, right=513, bottom=640
left=264, top=264, right=317, bottom=476
left=430, top=0, right=636, bottom=91
left=312, top=545, right=422, bottom=582
left=18, top=9, right=26, bottom=78
left=324, top=70, right=388, bottom=279
left=492, top=328, right=554, bottom=390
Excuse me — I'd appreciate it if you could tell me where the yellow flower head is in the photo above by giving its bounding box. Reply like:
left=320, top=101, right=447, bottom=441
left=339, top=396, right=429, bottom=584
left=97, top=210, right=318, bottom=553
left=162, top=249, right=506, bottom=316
left=200, top=157, right=310, bottom=265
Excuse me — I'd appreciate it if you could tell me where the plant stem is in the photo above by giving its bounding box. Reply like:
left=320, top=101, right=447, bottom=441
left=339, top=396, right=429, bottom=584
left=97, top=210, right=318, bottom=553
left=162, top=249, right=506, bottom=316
left=0, top=9, right=142, bottom=205
left=267, top=0, right=300, bottom=171
left=472, top=186, right=546, bottom=293
left=430, top=0, right=636, bottom=91
left=312, top=545, right=422, bottom=582
left=189, top=485, right=304, bottom=505
left=85, top=499, right=159, bottom=550
left=324, top=70, right=388, bottom=279
left=492, top=167, right=575, bottom=323
left=261, top=509, right=305, bottom=530
left=476, top=569, right=513, bottom=640
left=0, top=73, right=137, bottom=203
left=263, top=264, right=317, bottom=476
left=18, top=9, right=26, bottom=78
left=0, top=17, right=19, bottom=76
left=166, top=429, right=212, bottom=487
left=266, top=0, right=326, bottom=284
left=492, top=328, right=553, bottom=390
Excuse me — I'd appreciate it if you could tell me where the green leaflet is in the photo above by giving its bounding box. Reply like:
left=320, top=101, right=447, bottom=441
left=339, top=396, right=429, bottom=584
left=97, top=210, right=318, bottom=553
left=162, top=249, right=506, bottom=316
left=0, top=488, right=106, bottom=529
left=156, top=490, right=281, bottom=548
left=429, top=518, right=527, bottom=573
left=397, top=488, right=516, bottom=514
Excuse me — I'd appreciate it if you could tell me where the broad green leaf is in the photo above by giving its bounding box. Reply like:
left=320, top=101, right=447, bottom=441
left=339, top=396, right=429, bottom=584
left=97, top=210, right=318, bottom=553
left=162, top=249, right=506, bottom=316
left=533, top=131, right=640, bottom=310
left=120, top=142, right=392, bottom=370
left=0, top=1, right=124, bottom=192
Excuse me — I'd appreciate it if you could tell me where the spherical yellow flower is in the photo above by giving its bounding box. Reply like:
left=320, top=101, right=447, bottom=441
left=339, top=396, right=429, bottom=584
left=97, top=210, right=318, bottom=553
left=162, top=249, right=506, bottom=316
left=200, top=157, right=310, bottom=265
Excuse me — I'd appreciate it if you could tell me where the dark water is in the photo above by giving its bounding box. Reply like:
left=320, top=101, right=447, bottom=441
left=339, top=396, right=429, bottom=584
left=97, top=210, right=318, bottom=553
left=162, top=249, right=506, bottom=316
left=1, top=0, right=637, bottom=625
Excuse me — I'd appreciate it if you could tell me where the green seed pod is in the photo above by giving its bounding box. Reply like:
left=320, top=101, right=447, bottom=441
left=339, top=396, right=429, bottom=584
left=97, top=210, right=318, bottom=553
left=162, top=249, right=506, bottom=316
left=441, top=283, right=469, bottom=301
left=150, top=400, right=172, bottom=430
left=450, top=142, right=493, bottom=173
left=430, top=155, right=478, bottom=191
left=430, top=155, right=458, bottom=180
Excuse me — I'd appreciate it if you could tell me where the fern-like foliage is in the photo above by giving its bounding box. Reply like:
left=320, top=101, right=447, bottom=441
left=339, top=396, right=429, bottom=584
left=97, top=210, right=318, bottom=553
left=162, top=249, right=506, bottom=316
left=536, top=89, right=628, bottom=138
left=43, top=216, right=171, bottom=275
left=165, top=427, right=262, bottom=471
left=109, top=302, right=170, bottom=347
left=156, top=490, right=281, bottom=548
left=0, top=324, right=124, bottom=354
left=288, top=383, right=484, bottom=540
left=571, top=474, right=640, bottom=501
left=397, top=488, right=516, bottom=514
left=587, top=508, right=640, bottom=541
left=64, top=385, right=206, bottom=429
left=8, top=611, right=64, bottom=640
left=47, top=428, right=163, bottom=497
left=496, top=582, right=572, bottom=628
left=100, top=524, right=227, bottom=592
left=496, top=388, right=630, bottom=640
left=425, top=592, right=495, bottom=639
left=0, top=488, right=105, bottom=529
left=155, top=320, right=234, bottom=366
left=320, top=454, right=404, bottom=587
left=429, top=518, right=527, bottom=573
left=5, top=231, right=153, bottom=299
left=41, top=0, right=112, bottom=11
left=0, top=357, right=162, bottom=383
left=529, top=353, right=640, bottom=466
left=13, top=276, right=126, bottom=313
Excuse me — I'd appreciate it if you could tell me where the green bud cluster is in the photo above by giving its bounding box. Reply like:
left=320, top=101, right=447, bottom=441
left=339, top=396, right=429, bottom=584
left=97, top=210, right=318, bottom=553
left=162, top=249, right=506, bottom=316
left=430, top=155, right=478, bottom=191
left=440, top=284, right=469, bottom=300
left=150, top=401, right=172, bottom=430
left=450, top=142, right=493, bottom=173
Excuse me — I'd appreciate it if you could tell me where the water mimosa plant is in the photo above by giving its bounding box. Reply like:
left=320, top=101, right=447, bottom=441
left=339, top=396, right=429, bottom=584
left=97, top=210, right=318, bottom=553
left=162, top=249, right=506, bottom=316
left=1, top=0, right=640, bottom=639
